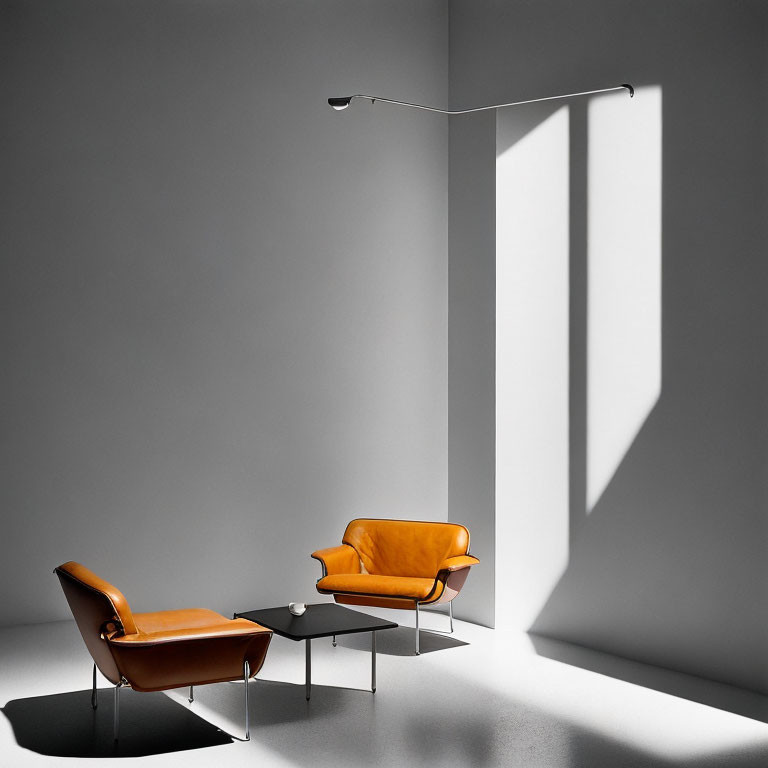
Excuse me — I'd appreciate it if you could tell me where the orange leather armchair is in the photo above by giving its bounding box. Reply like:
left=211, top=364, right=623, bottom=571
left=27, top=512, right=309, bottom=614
left=311, top=518, right=479, bottom=654
left=55, top=561, right=272, bottom=742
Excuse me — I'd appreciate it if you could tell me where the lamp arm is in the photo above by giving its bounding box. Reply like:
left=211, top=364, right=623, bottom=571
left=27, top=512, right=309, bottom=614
left=330, top=84, right=633, bottom=115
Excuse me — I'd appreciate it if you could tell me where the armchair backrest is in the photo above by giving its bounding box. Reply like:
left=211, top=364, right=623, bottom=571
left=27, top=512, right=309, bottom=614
left=342, top=519, right=470, bottom=578
left=55, top=561, right=137, bottom=684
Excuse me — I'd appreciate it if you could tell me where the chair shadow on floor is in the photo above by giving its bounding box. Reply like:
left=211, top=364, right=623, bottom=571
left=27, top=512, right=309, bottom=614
left=2, top=679, right=377, bottom=759
left=336, top=625, right=468, bottom=656
left=1, top=688, right=231, bottom=758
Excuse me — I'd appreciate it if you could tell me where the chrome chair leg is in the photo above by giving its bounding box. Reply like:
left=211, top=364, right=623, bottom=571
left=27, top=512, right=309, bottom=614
left=113, top=682, right=121, bottom=742
left=91, top=663, right=98, bottom=710
left=332, top=634, right=336, bottom=647
left=415, top=602, right=420, bottom=655
left=188, top=685, right=194, bottom=704
left=371, top=632, right=376, bottom=692
left=415, top=602, right=455, bottom=638
left=243, top=660, right=250, bottom=741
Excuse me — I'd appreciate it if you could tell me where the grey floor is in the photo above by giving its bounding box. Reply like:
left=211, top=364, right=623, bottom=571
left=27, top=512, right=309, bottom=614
left=2, top=608, right=768, bottom=767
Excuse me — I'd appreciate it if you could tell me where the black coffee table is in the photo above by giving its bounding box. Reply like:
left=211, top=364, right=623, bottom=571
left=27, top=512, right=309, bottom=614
left=235, top=603, right=398, bottom=700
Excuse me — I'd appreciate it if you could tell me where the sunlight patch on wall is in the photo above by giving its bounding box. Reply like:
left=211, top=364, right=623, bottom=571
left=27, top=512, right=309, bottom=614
left=587, top=86, right=662, bottom=512
left=495, top=106, right=570, bottom=631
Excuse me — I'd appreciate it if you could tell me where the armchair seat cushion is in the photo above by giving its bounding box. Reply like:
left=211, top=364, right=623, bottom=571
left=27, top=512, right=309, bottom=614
left=317, top=573, right=444, bottom=602
left=134, top=608, right=239, bottom=634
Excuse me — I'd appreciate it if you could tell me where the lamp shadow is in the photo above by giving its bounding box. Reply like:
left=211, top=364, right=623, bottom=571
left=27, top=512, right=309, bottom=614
left=1, top=688, right=231, bottom=758
left=334, top=626, right=468, bottom=656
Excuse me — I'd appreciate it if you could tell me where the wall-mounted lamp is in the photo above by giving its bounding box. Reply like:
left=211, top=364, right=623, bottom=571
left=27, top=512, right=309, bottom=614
left=329, top=84, right=633, bottom=114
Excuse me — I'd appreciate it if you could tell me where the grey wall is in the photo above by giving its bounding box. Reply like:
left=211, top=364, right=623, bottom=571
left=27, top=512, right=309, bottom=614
left=0, top=0, right=448, bottom=625
left=3, top=0, right=766, bottom=697
left=449, top=0, right=768, bottom=693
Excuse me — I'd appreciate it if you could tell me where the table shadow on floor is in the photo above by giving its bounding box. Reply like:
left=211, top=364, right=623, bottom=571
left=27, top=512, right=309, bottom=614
left=1, top=688, right=231, bottom=758
left=241, top=678, right=373, bottom=724
left=334, top=626, right=468, bottom=656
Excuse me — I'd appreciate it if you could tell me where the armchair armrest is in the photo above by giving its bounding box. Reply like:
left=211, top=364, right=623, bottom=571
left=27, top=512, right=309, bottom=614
left=437, top=555, right=480, bottom=573
left=311, top=544, right=360, bottom=577
left=420, top=554, right=480, bottom=604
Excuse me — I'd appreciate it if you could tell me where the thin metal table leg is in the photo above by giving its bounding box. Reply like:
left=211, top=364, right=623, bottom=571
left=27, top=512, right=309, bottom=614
left=332, top=634, right=336, bottom=647
left=188, top=685, right=194, bottom=704
left=449, top=601, right=454, bottom=633
left=305, top=639, right=311, bottom=701
left=243, top=660, right=250, bottom=741
left=415, top=602, right=420, bottom=655
left=91, top=663, right=98, bottom=710
left=371, top=632, right=376, bottom=693
left=113, top=683, right=121, bottom=742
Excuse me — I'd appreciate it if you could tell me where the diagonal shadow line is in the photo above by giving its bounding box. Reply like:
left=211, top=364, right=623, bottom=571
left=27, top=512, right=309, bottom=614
left=529, top=632, right=768, bottom=726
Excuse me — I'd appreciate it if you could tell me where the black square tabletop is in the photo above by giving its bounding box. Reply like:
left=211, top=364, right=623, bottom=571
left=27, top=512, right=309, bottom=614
left=235, top=603, right=398, bottom=641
